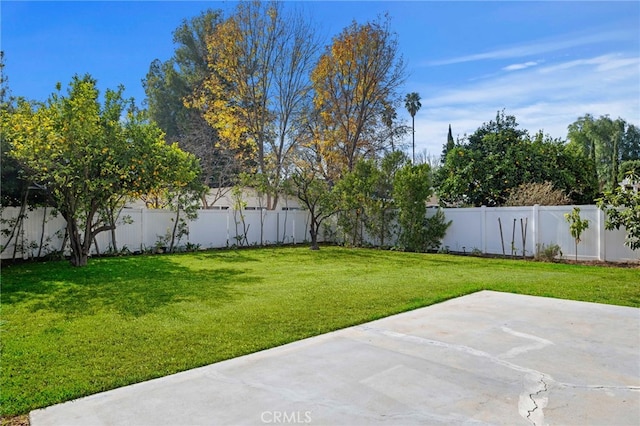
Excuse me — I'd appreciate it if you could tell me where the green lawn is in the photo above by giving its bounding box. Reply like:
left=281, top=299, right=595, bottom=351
left=1, top=246, right=638, bottom=416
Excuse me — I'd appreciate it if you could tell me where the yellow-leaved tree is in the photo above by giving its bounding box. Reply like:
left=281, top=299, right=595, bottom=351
left=309, top=16, right=406, bottom=181
left=188, top=1, right=319, bottom=209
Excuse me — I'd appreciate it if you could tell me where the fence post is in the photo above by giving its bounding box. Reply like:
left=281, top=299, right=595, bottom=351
left=226, top=210, right=230, bottom=246
left=481, top=205, right=487, bottom=254
left=140, top=208, right=146, bottom=253
left=531, top=204, right=539, bottom=257
left=597, top=207, right=606, bottom=261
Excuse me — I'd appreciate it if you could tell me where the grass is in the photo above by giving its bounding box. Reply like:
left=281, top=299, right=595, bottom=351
left=1, top=246, right=638, bottom=417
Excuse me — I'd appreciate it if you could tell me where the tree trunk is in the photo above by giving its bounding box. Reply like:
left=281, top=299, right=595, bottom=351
left=412, top=115, right=415, bottom=164
left=67, top=219, right=88, bottom=267
left=10, top=188, right=30, bottom=259
left=64, top=207, right=98, bottom=267
left=309, top=222, right=319, bottom=250
left=380, top=209, right=386, bottom=248
left=93, top=236, right=100, bottom=256
left=612, top=129, right=619, bottom=189
left=270, top=193, right=279, bottom=211
left=169, top=207, right=181, bottom=253
left=37, top=206, right=48, bottom=258
left=308, top=206, right=320, bottom=250
left=109, top=212, right=118, bottom=253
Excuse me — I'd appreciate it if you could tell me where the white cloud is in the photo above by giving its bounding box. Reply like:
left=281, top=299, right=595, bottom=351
left=402, top=53, right=640, bottom=157
left=503, top=61, right=539, bottom=72
left=424, top=29, right=633, bottom=66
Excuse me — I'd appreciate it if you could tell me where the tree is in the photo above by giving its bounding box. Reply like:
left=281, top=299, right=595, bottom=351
left=0, top=51, right=35, bottom=208
left=0, top=51, right=47, bottom=259
left=144, top=9, right=241, bottom=207
left=404, top=92, right=421, bottom=163
left=368, top=151, right=408, bottom=247
left=441, top=124, right=455, bottom=163
left=621, top=124, right=640, bottom=161
left=393, top=163, right=450, bottom=252
left=334, top=160, right=378, bottom=246
left=292, top=166, right=337, bottom=250
left=619, top=160, right=640, bottom=182
left=333, top=151, right=408, bottom=248
left=467, top=110, right=528, bottom=154
left=438, top=112, right=598, bottom=206
left=567, top=114, right=639, bottom=191
left=2, top=75, right=200, bottom=266
left=310, top=16, right=405, bottom=179
left=190, top=1, right=320, bottom=209
left=138, top=149, right=204, bottom=253
left=597, top=172, right=640, bottom=252
left=382, top=104, right=397, bottom=151
left=564, top=207, right=590, bottom=261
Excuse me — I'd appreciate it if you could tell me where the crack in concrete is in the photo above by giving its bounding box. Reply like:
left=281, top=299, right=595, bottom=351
left=556, top=383, right=640, bottom=391
left=358, top=325, right=554, bottom=425
left=356, top=325, right=639, bottom=425
left=526, top=377, right=548, bottom=425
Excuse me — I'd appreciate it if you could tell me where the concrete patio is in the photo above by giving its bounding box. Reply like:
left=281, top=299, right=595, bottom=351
left=31, top=290, right=640, bottom=425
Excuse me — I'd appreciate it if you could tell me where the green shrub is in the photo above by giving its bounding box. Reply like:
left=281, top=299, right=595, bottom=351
left=535, top=243, right=563, bottom=262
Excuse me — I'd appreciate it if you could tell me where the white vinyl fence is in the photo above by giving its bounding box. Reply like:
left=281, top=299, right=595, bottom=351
left=1, top=204, right=637, bottom=262
left=1, top=207, right=313, bottom=260
left=438, top=205, right=638, bottom=262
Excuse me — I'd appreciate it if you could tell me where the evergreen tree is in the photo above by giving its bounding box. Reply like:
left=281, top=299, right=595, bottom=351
left=441, top=123, right=455, bottom=162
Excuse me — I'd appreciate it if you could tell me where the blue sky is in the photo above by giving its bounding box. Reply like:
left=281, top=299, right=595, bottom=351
left=2, top=1, right=639, bottom=158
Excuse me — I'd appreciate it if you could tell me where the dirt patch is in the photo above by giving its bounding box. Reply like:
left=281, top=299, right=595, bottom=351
left=559, top=259, right=640, bottom=268
left=0, top=415, right=29, bottom=426
left=448, top=251, right=639, bottom=268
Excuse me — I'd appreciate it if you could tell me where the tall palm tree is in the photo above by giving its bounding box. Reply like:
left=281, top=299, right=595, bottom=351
left=404, top=92, right=421, bottom=163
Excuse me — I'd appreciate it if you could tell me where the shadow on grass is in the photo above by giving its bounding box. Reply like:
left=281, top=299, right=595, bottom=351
left=1, top=255, right=258, bottom=317
left=187, top=250, right=262, bottom=263
left=313, top=247, right=475, bottom=267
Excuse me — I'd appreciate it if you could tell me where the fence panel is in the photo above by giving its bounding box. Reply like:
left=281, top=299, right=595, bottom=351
left=439, top=207, right=484, bottom=253
left=486, top=207, right=534, bottom=256
left=604, top=223, right=638, bottom=261
left=537, top=206, right=597, bottom=260
left=440, top=205, right=637, bottom=261
left=1, top=205, right=636, bottom=261
left=1, top=207, right=67, bottom=260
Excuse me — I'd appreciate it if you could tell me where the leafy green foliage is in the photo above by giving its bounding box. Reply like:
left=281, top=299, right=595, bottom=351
left=2, top=247, right=638, bottom=416
left=567, top=114, right=640, bottom=191
left=0, top=53, right=48, bottom=208
left=394, top=163, right=450, bottom=251
left=597, top=173, right=640, bottom=252
left=438, top=111, right=598, bottom=206
left=368, top=151, right=408, bottom=246
left=143, top=9, right=244, bottom=200
left=534, top=243, right=563, bottom=262
left=292, top=168, right=338, bottom=250
left=335, top=159, right=380, bottom=246
left=619, top=160, right=640, bottom=182
left=441, top=124, right=455, bottom=163
left=334, top=152, right=408, bottom=247
left=564, top=207, right=590, bottom=261
left=2, top=75, right=200, bottom=266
